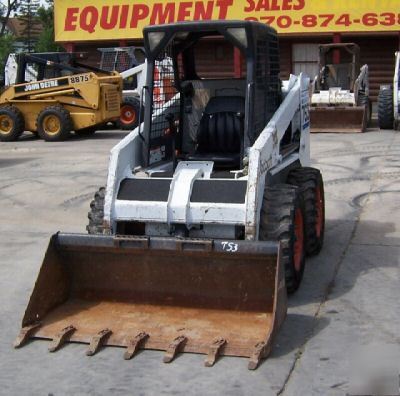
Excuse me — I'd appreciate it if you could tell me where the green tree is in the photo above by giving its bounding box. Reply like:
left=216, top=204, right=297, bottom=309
left=18, top=0, right=41, bottom=52
left=0, top=34, right=15, bottom=81
left=0, top=0, right=20, bottom=37
left=35, top=1, right=61, bottom=52
left=0, top=1, right=18, bottom=83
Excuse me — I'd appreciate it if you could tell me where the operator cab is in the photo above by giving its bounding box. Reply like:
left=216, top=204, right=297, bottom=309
left=317, top=43, right=361, bottom=92
left=142, top=21, right=282, bottom=173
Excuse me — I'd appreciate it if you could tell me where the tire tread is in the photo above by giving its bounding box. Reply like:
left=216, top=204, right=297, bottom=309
left=0, top=105, right=25, bottom=142
left=86, top=187, right=105, bottom=234
left=378, top=88, right=394, bottom=130
left=259, top=184, right=305, bottom=293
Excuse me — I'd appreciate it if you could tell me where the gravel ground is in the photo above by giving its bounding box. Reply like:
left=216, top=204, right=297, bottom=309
left=0, top=128, right=399, bottom=395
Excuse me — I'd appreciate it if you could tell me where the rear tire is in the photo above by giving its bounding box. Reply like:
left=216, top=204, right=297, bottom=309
left=37, top=105, right=73, bottom=142
left=260, top=184, right=306, bottom=294
left=287, top=167, right=325, bottom=256
left=87, top=187, right=105, bottom=234
left=378, top=87, right=394, bottom=130
left=116, top=97, right=141, bottom=130
left=0, top=105, right=24, bottom=142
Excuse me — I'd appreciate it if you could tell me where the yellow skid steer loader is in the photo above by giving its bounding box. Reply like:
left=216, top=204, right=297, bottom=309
left=0, top=53, right=122, bottom=142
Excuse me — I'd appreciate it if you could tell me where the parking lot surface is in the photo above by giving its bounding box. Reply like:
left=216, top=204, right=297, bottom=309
left=0, top=129, right=399, bottom=395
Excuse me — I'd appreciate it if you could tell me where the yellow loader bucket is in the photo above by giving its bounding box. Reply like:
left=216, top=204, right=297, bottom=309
left=310, top=105, right=367, bottom=133
left=15, top=233, right=286, bottom=370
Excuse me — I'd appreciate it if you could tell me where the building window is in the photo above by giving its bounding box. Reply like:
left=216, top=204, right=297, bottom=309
left=292, top=43, right=319, bottom=80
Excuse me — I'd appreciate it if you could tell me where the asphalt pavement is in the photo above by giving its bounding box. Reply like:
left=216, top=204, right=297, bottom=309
left=0, top=128, right=399, bottom=395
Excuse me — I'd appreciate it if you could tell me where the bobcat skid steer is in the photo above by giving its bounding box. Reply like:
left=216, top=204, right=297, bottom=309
left=15, top=21, right=325, bottom=370
left=311, top=43, right=371, bottom=133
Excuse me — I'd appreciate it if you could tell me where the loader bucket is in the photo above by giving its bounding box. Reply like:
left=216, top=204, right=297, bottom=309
left=15, top=233, right=286, bottom=369
left=310, top=105, right=367, bottom=133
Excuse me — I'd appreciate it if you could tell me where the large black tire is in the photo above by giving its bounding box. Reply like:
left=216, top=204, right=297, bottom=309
left=0, top=105, right=25, bottom=142
left=36, top=105, right=73, bottom=141
left=378, top=87, right=394, bottom=130
left=87, top=187, right=105, bottom=234
left=287, top=167, right=325, bottom=256
left=358, top=91, right=372, bottom=126
left=260, top=184, right=306, bottom=294
left=116, top=97, right=141, bottom=130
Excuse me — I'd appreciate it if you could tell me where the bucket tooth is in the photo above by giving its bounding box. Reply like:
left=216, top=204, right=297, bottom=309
left=123, top=332, right=149, bottom=360
left=48, top=325, right=76, bottom=353
left=86, top=329, right=112, bottom=356
left=248, top=341, right=269, bottom=370
left=14, top=323, right=41, bottom=348
left=204, top=338, right=227, bottom=367
left=163, top=336, right=187, bottom=363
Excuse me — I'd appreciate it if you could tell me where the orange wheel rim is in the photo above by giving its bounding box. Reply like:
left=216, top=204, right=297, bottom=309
left=120, top=105, right=136, bottom=125
left=294, top=208, right=304, bottom=272
left=315, top=187, right=324, bottom=238
left=0, top=115, right=13, bottom=135
left=43, top=115, right=61, bottom=135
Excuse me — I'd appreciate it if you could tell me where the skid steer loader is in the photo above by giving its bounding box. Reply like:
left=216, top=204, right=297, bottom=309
left=378, top=51, right=400, bottom=130
left=98, top=47, right=146, bottom=130
left=310, top=43, right=371, bottom=133
left=15, top=21, right=325, bottom=370
left=0, top=53, right=122, bottom=142
left=98, top=46, right=175, bottom=131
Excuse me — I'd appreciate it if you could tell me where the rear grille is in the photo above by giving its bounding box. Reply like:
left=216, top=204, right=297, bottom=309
left=105, top=88, right=120, bottom=113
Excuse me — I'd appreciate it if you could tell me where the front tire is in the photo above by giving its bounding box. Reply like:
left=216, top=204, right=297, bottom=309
left=87, top=187, right=105, bottom=234
left=358, top=91, right=371, bottom=127
left=0, top=106, right=25, bottom=142
left=287, top=167, right=325, bottom=256
left=37, top=105, right=73, bottom=141
left=260, top=184, right=306, bottom=294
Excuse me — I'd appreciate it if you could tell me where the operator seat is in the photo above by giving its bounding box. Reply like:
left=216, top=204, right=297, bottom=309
left=325, top=64, right=352, bottom=90
left=187, top=96, right=245, bottom=168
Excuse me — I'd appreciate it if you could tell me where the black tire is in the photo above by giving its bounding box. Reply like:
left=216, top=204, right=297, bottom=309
left=116, top=97, right=141, bottom=130
left=36, top=105, right=73, bottom=141
left=287, top=167, right=325, bottom=256
left=378, top=87, right=394, bottom=130
left=87, top=187, right=105, bottom=234
left=358, top=91, right=371, bottom=126
left=260, top=184, right=306, bottom=294
left=0, top=105, right=25, bottom=142
left=75, top=126, right=97, bottom=137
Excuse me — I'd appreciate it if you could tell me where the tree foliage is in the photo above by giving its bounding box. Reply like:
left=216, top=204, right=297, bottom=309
left=0, top=33, right=15, bottom=73
left=0, top=1, right=18, bottom=77
left=35, top=1, right=61, bottom=52
left=0, top=0, right=20, bottom=37
left=17, top=0, right=41, bottom=52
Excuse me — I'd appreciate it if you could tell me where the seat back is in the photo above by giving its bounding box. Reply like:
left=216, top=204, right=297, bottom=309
left=197, top=96, right=245, bottom=154
left=325, top=64, right=352, bottom=90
